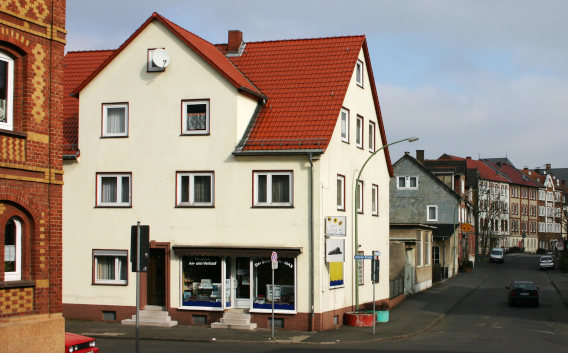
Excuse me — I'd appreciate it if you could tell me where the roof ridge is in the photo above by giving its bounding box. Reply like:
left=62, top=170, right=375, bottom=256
left=216, top=34, right=365, bottom=46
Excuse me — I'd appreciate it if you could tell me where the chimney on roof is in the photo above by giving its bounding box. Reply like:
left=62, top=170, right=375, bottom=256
left=416, top=150, right=424, bottom=165
left=546, top=164, right=551, bottom=171
left=405, top=151, right=410, bottom=155
left=227, top=30, right=243, bottom=54
left=535, top=168, right=541, bottom=174
left=466, top=156, right=472, bottom=160
left=524, top=166, right=528, bottom=170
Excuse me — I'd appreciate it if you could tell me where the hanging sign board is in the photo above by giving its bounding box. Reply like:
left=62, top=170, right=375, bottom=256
left=326, top=239, right=345, bottom=262
left=325, top=216, right=346, bottom=237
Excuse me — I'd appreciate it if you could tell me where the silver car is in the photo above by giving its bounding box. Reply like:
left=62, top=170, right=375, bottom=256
left=539, top=256, right=554, bottom=270
left=490, top=248, right=504, bottom=263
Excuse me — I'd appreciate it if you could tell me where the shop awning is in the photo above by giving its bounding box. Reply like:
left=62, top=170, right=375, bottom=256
left=172, top=246, right=303, bottom=258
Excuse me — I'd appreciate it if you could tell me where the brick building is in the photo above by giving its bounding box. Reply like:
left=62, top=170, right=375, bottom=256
left=0, top=1, right=66, bottom=352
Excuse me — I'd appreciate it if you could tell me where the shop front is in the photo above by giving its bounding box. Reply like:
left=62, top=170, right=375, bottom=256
left=173, top=247, right=301, bottom=314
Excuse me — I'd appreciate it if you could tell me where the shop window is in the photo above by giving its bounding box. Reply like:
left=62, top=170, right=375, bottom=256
left=181, top=256, right=226, bottom=308
left=176, top=172, right=214, bottom=206
left=252, top=257, right=295, bottom=311
left=182, top=100, right=210, bottom=135
left=0, top=51, right=14, bottom=131
left=253, top=171, right=293, bottom=207
left=93, top=250, right=128, bottom=285
left=4, top=218, right=21, bottom=281
left=102, top=103, right=128, bottom=137
left=329, top=261, right=344, bottom=288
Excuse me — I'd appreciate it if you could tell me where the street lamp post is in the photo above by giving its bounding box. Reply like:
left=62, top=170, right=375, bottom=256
left=354, top=136, right=418, bottom=311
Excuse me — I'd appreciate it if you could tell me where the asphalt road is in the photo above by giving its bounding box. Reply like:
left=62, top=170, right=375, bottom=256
left=95, top=254, right=568, bottom=352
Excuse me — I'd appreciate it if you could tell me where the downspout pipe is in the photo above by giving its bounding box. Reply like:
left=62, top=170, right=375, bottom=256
left=308, top=153, right=315, bottom=331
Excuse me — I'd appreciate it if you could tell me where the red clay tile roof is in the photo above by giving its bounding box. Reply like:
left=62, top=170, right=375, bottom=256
left=486, top=162, right=540, bottom=188
left=70, top=13, right=263, bottom=99
left=466, top=159, right=511, bottom=183
left=63, top=49, right=114, bottom=156
left=218, top=36, right=367, bottom=152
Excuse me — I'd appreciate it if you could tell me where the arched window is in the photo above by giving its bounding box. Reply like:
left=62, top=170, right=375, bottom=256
left=0, top=50, right=14, bottom=131
left=4, top=218, right=21, bottom=281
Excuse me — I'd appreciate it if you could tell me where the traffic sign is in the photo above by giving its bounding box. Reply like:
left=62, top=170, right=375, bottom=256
left=557, top=243, right=564, bottom=251
left=271, top=252, right=278, bottom=269
left=354, top=255, right=373, bottom=260
left=462, top=223, right=472, bottom=232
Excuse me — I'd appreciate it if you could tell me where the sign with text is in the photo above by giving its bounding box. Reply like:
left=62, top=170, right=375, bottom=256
left=325, top=216, right=346, bottom=237
left=326, top=238, right=345, bottom=262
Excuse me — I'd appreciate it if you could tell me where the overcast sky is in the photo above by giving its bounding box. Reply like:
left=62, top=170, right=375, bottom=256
left=66, top=0, right=568, bottom=169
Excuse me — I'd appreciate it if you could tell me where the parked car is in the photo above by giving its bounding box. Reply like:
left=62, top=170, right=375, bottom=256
left=539, top=256, right=555, bottom=270
left=65, top=332, right=99, bottom=353
left=490, top=248, right=504, bottom=263
left=506, top=281, right=539, bottom=307
left=546, top=251, right=554, bottom=255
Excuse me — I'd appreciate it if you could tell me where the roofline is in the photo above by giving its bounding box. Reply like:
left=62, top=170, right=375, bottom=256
left=70, top=13, right=264, bottom=100
left=362, top=39, right=394, bottom=177
left=232, top=149, right=324, bottom=156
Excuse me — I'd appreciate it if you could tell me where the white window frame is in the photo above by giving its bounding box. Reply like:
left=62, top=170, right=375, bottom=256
left=340, top=108, right=349, bottom=143
left=355, top=60, right=363, bottom=87
left=147, top=48, right=166, bottom=72
left=356, top=115, right=363, bottom=149
left=416, top=230, right=423, bottom=267
left=0, top=51, right=14, bottom=131
left=337, top=175, right=345, bottom=211
left=357, top=251, right=364, bottom=285
left=427, top=205, right=438, bottom=221
left=182, top=100, right=210, bottom=135
left=425, top=231, right=431, bottom=266
left=96, top=173, right=132, bottom=207
left=4, top=218, right=21, bottom=281
left=397, top=176, right=418, bottom=190
left=372, top=184, right=379, bottom=216
left=253, top=171, right=293, bottom=207
left=102, top=103, right=129, bottom=137
left=93, top=250, right=128, bottom=285
left=368, top=121, right=375, bottom=152
left=357, top=180, right=363, bottom=214
left=176, top=172, right=214, bottom=207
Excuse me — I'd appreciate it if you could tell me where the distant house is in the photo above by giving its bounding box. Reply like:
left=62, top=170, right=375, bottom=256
left=62, top=13, right=394, bottom=331
left=390, top=152, right=469, bottom=294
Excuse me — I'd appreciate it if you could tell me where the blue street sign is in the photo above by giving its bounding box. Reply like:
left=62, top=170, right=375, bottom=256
left=354, top=255, right=373, bottom=260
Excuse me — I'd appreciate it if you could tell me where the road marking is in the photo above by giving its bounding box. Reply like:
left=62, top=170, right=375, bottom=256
left=529, top=330, right=554, bottom=335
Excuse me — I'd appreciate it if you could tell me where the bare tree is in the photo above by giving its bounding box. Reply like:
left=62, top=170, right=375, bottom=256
left=477, top=187, right=509, bottom=259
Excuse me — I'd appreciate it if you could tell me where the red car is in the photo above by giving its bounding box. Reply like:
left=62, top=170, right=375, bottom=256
left=65, top=332, right=99, bottom=353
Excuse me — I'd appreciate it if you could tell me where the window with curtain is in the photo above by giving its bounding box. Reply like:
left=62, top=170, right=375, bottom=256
left=177, top=172, right=214, bottom=206
left=182, top=100, right=209, bottom=135
left=340, top=108, right=349, bottom=143
left=4, top=218, right=21, bottom=281
left=97, top=173, right=131, bottom=207
left=372, top=184, right=378, bottom=216
left=94, top=250, right=128, bottom=285
left=0, top=51, right=13, bottom=130
left=254, top=171, right=293, bottom=206
left=337, top=175, right=345, bottom=210
left=102, top=103, right=128, bottom=137
left=356, top=116, right=363, bottom=148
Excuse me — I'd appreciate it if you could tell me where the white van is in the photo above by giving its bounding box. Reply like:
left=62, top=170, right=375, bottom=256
left=490, top=248, right=504, bottom=263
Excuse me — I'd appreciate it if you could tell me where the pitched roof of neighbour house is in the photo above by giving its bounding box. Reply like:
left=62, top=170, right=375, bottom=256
left=466, top=159, right=511, bottom=184
left=64, top=13, right=394, bottom=174
left=484, top=157, right=516, bottom=167
left=483, top=161, right=539, bottom=188
left=63, top=49, right=115, bottom=157
left=70, top=13, right=263, bottom=99
left=437, top=154, right=466, bottom=161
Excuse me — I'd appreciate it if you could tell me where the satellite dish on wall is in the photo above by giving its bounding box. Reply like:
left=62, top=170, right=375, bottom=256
left=152, top=49, right=171, bottom=69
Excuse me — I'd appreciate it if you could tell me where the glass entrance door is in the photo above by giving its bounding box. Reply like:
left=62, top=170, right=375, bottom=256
left=235, top=257, right=250, bottom=308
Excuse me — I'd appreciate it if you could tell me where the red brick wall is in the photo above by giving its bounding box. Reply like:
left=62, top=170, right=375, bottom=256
left=0, top=0, right=66, bottom=321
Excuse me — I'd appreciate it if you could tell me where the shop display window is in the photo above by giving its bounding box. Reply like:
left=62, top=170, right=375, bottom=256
left=182, top=256, right=228, bottom=308
left=252, top=257, right=295, bottom=310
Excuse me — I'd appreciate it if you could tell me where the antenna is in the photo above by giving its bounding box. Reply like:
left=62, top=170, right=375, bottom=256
left=152, top=49, right=171, bottom=69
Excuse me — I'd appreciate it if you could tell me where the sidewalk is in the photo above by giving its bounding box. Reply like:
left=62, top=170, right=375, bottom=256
left=64, top=263, right=496, bottom=345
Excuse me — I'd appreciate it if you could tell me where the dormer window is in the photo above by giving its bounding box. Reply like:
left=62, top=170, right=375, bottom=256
left=0, top=51, right=14, bottom=131
left=355, top=60, right=363, bottom=87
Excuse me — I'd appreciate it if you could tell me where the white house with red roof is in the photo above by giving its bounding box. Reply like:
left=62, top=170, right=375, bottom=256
left=62, top=13, right=399, bottom=331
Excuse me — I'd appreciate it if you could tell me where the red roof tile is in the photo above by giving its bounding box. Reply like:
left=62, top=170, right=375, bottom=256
left=466, top=159, right=511, bottom=183
left=486, top=162, right=540, bottom=188
left=63, top=49, right=114, bottom=156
